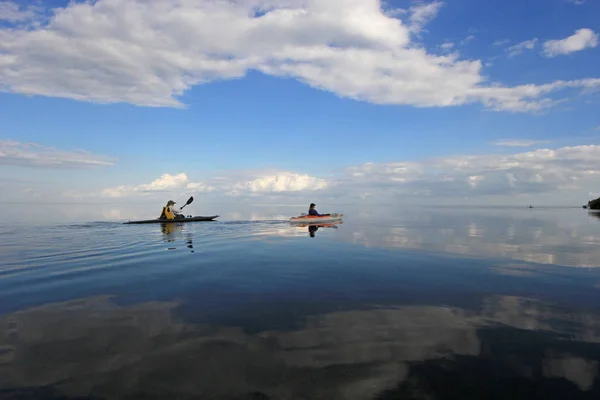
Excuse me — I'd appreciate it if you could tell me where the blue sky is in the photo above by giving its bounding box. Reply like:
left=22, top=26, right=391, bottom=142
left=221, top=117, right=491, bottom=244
left=1, top=0, right=599, bottom=221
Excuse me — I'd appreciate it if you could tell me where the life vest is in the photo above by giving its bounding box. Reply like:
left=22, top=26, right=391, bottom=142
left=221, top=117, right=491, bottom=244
left=160, top=205, right=175, bottom=219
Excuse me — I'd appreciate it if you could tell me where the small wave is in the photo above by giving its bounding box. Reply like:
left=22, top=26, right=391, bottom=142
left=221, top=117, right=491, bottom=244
left=58, top=221, right=123, bottom=229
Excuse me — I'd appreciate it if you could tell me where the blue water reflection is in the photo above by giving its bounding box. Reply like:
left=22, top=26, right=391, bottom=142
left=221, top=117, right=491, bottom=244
left=0, top=207, right=599, bottom=398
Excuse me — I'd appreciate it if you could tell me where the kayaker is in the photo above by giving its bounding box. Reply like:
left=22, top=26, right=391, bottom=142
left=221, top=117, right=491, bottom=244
left=159, top=200, right=182, bottom=220
left=308, top=203, right=330, bottom=217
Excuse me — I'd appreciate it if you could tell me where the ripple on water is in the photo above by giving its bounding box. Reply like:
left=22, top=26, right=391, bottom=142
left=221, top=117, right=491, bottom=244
left=2, top=209, right=600, bottom=399
left=0, top=220, right=305, bottom=289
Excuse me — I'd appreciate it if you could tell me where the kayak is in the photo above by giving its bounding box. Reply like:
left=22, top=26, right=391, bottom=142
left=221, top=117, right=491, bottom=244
left=290, top=213, right=343, bottom=223
left=292, top=221, right=342, bottom=228
left=123, top=215, right=219, bottom=224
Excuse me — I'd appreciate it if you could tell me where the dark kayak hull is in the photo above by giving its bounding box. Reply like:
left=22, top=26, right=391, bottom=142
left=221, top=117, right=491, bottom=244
left=123, top=215, right=219, bottom=224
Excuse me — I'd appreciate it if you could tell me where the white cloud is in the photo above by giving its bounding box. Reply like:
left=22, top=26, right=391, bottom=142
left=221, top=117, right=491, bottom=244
left=543, top=28, right=598, bottom=57
left=99, top=185, right=131, bottom=199
left=229, top=171, right=329, bottom=195
left=186, top=181, right=214, bottom=192
left=440, top=42, right=454, bottom=51
left=566, top=0, right=586, bottom=5
left=460, top=34, right=475, bottom=45
left=470, top=78, right=600, bottom=112
left=0, top=140, right=114, bottom=168
left=505, top=38, right=538, bottom=57
left=0, top=1, right=40, bottom=22
left=467, top=175, right=485, bottom=188
left=0, top=0, right=598, bottom=113
left=492, top=39, right=510, bottom=46
left=137, top=172, right=189, bottom=192
left=408, top=1, right=444, bottom=33
left=341, top=145, right=600, bottom=199
left=100, top=173, right=214, bottom=197
left=99, top=170, right=325, bottom=198
left=27, top=143, right=600, bottom=206
left=492, top=140, right=551, bottom=147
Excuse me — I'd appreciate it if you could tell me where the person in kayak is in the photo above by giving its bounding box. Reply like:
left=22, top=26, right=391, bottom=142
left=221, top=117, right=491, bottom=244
left=308, top=203, right=330, bottom=217
left=159, top=200, right=183, bottom=220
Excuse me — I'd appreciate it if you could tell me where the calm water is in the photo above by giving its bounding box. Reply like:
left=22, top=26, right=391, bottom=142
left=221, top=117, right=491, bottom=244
left=1, top=207, right=600, bottom=399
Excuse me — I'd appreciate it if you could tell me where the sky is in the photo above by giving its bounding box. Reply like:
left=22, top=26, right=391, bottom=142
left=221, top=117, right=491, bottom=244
left=1, top=0, right=600, bottom=222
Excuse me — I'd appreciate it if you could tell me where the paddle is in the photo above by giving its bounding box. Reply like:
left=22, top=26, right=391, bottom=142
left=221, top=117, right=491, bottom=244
left=180, top=196, right=194, bottom=210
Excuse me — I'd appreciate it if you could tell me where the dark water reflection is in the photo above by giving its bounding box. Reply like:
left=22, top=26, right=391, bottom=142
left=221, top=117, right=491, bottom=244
left=1, top=207, right=599, bottom=399
left=1, top=295, right=599, bottom=399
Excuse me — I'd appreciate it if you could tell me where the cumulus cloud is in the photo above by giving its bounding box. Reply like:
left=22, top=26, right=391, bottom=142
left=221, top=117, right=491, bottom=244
left=0, top=0, right=598, bottom=112
left=505, top=38, right=538, bottom=57
left=99, top=170, right=326, bottom=198
left=492, top=140, right=551, bottom=147
left=341, top=145, right=600, bottom=199
left=187, top=181, right=214, bottom=192
left=228, top=171, right=329, bottom=196
left=0, top=1, right=41, bottom=22
left=407, top=1, right=444, bottom=33
left=0, top=140, right=114, bottom=168
left=471, top=78, right=600, bottom=112
left=93, top=145, right=600, bottom=203
left=440, top=42, right=454, bottom=52
left=137, top=172, right=190, bottom=192
left=543, top=28, right=598, bottom=57
left=100, top=173, right=214, bottom=198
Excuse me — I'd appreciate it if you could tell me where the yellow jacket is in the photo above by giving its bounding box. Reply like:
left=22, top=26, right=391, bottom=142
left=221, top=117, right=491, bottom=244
left=161, top=204, right=175, bottom=219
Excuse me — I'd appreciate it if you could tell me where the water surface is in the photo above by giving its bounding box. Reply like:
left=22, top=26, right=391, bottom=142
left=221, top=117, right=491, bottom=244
left=1, top=207, right=600, bottom=399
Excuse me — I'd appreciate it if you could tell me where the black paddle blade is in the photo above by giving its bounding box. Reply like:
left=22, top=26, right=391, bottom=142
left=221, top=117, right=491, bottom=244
left=180, top=196, right=194, bottom=210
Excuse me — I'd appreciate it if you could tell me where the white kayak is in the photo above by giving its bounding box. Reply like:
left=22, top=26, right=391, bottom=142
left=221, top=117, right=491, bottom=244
left=289, top=213, right=344, bottom=223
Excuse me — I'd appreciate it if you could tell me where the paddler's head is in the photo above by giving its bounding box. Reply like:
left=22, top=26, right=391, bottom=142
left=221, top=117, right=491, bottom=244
left=167, top=200, right=176, bottom=206
left=310, top=203, right=316, bottom=209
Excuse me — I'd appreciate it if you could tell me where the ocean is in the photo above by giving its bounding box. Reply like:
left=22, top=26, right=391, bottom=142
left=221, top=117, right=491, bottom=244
left=1, top=206, right=599, bottom=399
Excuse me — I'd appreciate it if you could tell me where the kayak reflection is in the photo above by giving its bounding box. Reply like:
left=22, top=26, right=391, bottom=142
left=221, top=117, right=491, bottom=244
left=160, top=222, right=183, bottom=238
left=160, top=222, right=194, bottom=252
left=293, top=222, right=342, bottom=237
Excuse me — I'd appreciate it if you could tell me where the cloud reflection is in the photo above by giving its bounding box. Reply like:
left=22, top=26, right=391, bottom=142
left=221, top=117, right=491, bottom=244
left=341, top=208, right=600, bottom=268
left=136, top=207, right=600, bottom=267
left=1, top=294, right=599, bottom=399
